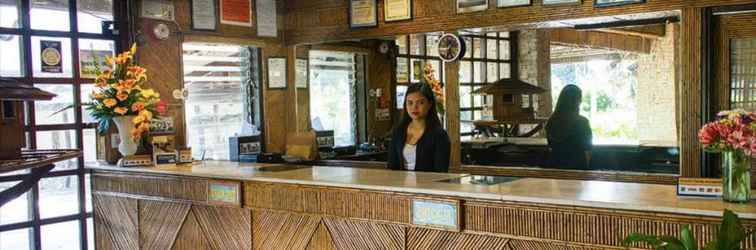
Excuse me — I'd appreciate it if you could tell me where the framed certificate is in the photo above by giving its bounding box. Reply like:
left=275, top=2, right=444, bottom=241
left=191, top=0, right=217, bottom=31
left=141, top=0, right=175, bottom=21
left=384, top=0, right=412, bottom=22
left=256, top=0, right=277, bottom=37
left=220, top=0, right=252, bottom=27
left=267, top=57, right=286, bottom=89
left=295, top=59, right=308, bottom=88
left=349, top=0, right=378, bottom=28
left=595, top=0, right=644, bottom=7
left=543, top=0, right=581, bottom=5
left=457, top=0, right=488, bottom=13
left=497, top=0, right=531, bottom=8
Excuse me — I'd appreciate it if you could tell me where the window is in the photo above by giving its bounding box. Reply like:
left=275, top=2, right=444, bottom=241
left=309, top=50, right=361, bottom=147
left=458, top=32, right=514, bottom=135
left=182, top=43, right=262, bottom=160
left=394, top=33, right=445, bottom=109
left=0, top=1, right=119, bottom=249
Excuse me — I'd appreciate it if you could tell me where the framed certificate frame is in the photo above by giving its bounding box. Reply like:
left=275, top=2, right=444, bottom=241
left=594, top=0, right=644, bottom=8
left=543, top=0, right=581, bottom=6
left=295, top=59, right=308, bottom=89
left=457, top=0, right=488, bottom=13
left=384, top=0, right=412, bottom=22
left=267, top=57, right=287, bottom=89
left=220, top=0, right=252, bottom=27
left=190, top=0, right=218, bottom=31
left=497, top=0, right=531, bottom=8
left=349, top=0, right=378, bottom=28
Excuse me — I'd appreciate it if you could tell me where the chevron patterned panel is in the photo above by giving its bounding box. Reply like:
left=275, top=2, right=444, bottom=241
left=407, top=227, right=509, bottom=250
left=306, top=222, right=337, bottom=250
left=192, top=205, right=252, bottom=249
left=172, top=210, right=212, bottom=250
left=93, top=194, right=139, bottom=250
left=139, top=199, right=191, bottom=249
left=252, top=210, right=322, bottom=250
left=322, top=217, right=406, bottom=250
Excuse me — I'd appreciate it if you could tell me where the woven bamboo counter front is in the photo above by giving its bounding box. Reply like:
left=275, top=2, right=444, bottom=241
left=88, top=161, right=756, bottom=249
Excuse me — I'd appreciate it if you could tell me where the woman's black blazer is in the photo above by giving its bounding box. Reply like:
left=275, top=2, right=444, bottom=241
left=387, top=126, right=450, bottom=172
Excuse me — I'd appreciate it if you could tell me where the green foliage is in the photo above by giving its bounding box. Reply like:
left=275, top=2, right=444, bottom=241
left=623, top=210, right=751, bottom=250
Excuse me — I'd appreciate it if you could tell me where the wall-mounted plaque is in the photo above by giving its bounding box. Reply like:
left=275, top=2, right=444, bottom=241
left=543, top=0, right=581, bottom=5
left=498, top=0, right=531, bottom=8
left=208, top=180, right=241, bottom=206
left=349, top=0, right=378, bottom=28
left=594, top=0, right=644, bottom=8
left=141, top=0, right=175, bottom=21
left=384, top=0, right=412, bottom=22
left=220, top=0, right=252, bottom=27
left=267, top=57, right=286, bottom=89
left=457, top=0, right=488, bottom=13
left=296, top=59, right=308, bottom=88
left=40, top=40, right=62, bottom=73
left=256, top=0, right=277, bottom=37
left=411, top=199, right=460, bottom=231
left=191, top=0, right=217, bottom=31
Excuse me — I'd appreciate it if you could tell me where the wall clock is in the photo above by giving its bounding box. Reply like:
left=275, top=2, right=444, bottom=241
left=437, top=33, right=466, bottom=62
left=153, top=23, right=171, bottom=40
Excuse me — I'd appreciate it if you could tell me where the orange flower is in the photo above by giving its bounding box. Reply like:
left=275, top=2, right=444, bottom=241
left=130, top=127, right=143, bottom=141
left=131, top=102, right=145, bottom=112
left=114, top=107, right=128, bottom=115
left=116, top=91, right=129, bottom=101
left=138, top=122, right=150, bottom=131
left=132, top=115, right=145, bottom=125
left=103, top=98, right=117, bottom=108
left=139, top=110, right=153, bottom=120
left=91, top=91, right=105, bottom=100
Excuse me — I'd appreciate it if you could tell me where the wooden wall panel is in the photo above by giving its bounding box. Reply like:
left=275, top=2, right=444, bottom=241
left=139, top=200, right=191, bottom=250
left=172, top=209, right=212, bottom=250
left=322, top=217, right=406, bottom=250
left=505, top=239, right=605, bottom=250
left=679, top=8, right=703, bottom=178
left=93, top=194, right=139, bottom=250
left=192, top=205, right=252, bottom=250
left=549, top=29, right=653, bottom=53
left=252, top=210, right=322, bottom=250
left=407, top=227, right=509, bottom=250
left=93, top=172, right=208, bottom=202
left=306, top=223, right=337, bottom=250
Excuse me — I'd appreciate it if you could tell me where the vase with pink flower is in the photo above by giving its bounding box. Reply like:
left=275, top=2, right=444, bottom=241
left=698, top=109, right=756, bottom=203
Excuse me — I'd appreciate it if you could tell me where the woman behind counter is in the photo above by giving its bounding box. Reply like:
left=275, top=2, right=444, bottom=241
left=545, top=84, right=593, bottom=169
left=388, top=83, right=451, bottom=172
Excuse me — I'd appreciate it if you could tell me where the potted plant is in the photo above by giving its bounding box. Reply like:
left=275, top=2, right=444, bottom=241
left=699, top=109, right=756, bottom=202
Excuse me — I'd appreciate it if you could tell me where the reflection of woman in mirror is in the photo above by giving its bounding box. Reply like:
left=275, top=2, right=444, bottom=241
left=545, top=84, right=593, bottom=169
left=388, top=83, right=450, bottom=172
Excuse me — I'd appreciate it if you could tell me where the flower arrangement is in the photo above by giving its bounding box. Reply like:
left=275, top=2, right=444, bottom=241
left=698, top=109, right=756, bottom=154
left=422, top=64, right=445, bottom=115
left=85, top=44, right=160, bottom=141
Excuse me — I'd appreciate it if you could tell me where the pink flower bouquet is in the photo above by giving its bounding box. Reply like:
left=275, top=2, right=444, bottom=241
left=698, top=109, right=756, bottom=155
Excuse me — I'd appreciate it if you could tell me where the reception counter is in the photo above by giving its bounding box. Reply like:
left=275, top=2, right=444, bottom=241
left=89, top=161, right=756, bottom=249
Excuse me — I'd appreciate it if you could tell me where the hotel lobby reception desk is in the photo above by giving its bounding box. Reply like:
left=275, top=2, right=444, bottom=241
left=88, top=162, right=756, bottom=249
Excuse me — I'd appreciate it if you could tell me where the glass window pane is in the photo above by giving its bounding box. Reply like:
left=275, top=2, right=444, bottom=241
left=41, top=220, right=80, bottom=250
left=410, top=34, right=424, bottom=55
left=35, top=130, right=78, bottom=172
left=500, top=63, right=511, bottom=79
left=1, top=228, right=31, bottom=250
left=85, top=174, right=92, bottom=212
left=410, top=58, right=423, bottom=83
left=396, top=35, right=407, bottom=55
left=396, top=57, right=408, bottom=83
left=486, top=32, right=497, bottom=37
left=499, top=40, right=510, bottom=60
left=79, top=39, right=115, bottom=79
left=460, top=86, right=472, bottom=108
left=487, top=39, right=498, bottom=60
left=473, top=110, right=482, bottom=120
left=473, top=38, right=482, bottom=58
left=34, top=84, right=74, bottom=125
left=0, top=34, right=24, bottom=77
left=87, top=217, right=94, bottom=250
left=0, top=0, right=20, bottom=28
left=463, top=37, right=472, bottom=58
left=474, top=88, right=484, bottom=106
left=459, top=61, right=471, bottom=83
left=487, top=62, right=498, bottom=83
left=499, top=32, right=509, bottom=38
left=460, top=111, right=472, bottom=121
left=427, top=60, right=440, bottom=81
left=30, top=0, right=70, bottom=31
left=461, top=121, right=473, bottom=134
left=473, top=61, right=484, bottom=83
left=39, top=176, right=80, bottom=219
left=426, top=35, right=439, bottom=57
left=80, top=84, right=96, bottom=123
left=0, top=181, right=30, bottom=225
left=309, top=51, right=357, bottom=147
left=77, top=0, right=113, bottom=34
left=31, top=36, right=73, bottom=78
left=83, top=129, right=96, bottom=167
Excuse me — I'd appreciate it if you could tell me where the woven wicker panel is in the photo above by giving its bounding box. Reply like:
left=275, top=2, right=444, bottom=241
left=252, top=210, right=322, bottom=250
left=407, top=227, right=509, bottom=250
left=139, top=200, right=191, bottom=250
left=322, top=217, right=406, bottom=250
left=172, top=210, right=212, bottom=250
left=306, top=222, right=337, bottom=250
left=192, top=205, right=252, bottom=250
left=93, top=172, right=208, bottom=202
left=505, top=239, right=606, bottom=250
left=93, top=194, right=139, bottom=250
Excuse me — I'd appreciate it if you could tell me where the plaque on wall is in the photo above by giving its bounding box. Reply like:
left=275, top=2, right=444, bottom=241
left=208, top=180, right=241, bottom=206
left=256, top=0, right=277, bottom=37
left=220, top=0, right=252, bottom=27
left=594, top=0, right=644, bottom=8
left=141, top=0, right=175, bottom=21
left=457, top=0, right=488, bottom=13
left=349, top=0, right=378, bottom=28
left=295, top=59, right=308, bottom=88
left=267, top=57, right=286, bottom=89
left=384, top=0, right=412, bottom=22
left=411, top=199, right=461, bottom=231
left=191, top=0, right=217, bottom=31
left=497, top=0, right=531, bottom=8
left=543, top=0, right=581, bottom=6
left=40, top=40, right=62, bottom=73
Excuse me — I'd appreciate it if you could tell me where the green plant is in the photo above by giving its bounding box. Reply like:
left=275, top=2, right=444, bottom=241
left=623, top=210, right=752, bottom=250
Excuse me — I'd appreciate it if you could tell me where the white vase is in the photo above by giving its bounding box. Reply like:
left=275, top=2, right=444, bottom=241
left=112, top=115, right=138, bottom=157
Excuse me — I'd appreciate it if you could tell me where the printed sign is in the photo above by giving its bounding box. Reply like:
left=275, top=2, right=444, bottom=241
left=220, top=0, right=252, bottom=27
left=411, top=199, right=460, bottom=231
left=41, top=40, right=62, bottom=73
left=208, top=181, right=241, bottom=206
left=79, top=49, right=112, bottom=78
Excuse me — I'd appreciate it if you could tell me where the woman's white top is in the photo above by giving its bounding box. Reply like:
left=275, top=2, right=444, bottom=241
left=403, top=144, right=417, bottom=171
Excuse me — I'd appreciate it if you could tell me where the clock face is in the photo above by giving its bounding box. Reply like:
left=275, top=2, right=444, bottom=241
left=437, top=33, right=465, bottom=62
left=153, top=23, right=170, bottom=40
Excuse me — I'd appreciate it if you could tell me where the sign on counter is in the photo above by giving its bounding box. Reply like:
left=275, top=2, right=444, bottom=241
left=411, top=198, right=460, bottom=231
left=208, top=180, right=241, bottom=206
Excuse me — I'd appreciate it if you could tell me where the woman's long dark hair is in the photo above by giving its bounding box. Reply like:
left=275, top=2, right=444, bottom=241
left=546, top=84, right=583, bottom=136
left=392, top=83, right=442, bottom=134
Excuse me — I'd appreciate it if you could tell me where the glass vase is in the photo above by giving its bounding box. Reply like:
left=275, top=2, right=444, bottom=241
left=722, top=150, right=751, bottom=203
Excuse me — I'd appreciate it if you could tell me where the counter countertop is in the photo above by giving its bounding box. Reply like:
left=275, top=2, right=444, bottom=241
left=87, top=161, right=756, bottom=219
